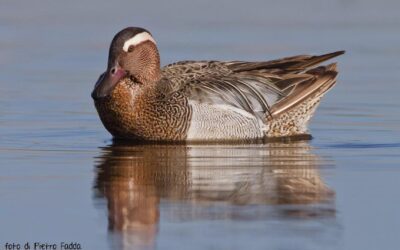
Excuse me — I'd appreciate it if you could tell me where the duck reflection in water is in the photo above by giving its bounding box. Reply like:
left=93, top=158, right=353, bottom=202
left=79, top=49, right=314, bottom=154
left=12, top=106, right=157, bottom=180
left=93, top=139, right=335, bottom=250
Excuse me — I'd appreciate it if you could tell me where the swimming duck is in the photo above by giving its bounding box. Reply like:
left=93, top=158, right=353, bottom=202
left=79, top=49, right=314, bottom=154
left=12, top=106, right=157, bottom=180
left=92, top=27, right=344, bottom=141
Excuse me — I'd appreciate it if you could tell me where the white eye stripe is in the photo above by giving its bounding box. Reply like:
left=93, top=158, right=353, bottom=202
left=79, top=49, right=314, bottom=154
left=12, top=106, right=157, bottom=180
left=122, top=32, right=156, bottom=52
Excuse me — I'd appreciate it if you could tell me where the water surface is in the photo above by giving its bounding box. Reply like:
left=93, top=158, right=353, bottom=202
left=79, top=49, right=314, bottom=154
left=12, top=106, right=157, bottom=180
left=1, top=1, right=400, bottom=249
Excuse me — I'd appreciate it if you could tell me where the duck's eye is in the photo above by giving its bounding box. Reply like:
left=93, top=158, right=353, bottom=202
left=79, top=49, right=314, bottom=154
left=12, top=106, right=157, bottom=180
left=110, top=68, right=116, bottom=74
left=127, top=46, right=134, bottom=52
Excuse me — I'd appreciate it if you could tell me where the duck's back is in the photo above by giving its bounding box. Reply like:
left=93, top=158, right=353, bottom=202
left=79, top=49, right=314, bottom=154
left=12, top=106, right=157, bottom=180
left=160, top=51, right=344, bottom=140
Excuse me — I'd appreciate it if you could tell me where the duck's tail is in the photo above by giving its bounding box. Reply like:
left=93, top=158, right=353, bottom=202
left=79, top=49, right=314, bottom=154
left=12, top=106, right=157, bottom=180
left=266, top=62, right=340, bottom=137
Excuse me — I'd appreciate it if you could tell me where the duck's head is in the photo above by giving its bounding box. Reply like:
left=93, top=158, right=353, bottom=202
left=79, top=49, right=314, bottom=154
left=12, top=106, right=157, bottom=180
left=92, top=27, right=160, bottom=100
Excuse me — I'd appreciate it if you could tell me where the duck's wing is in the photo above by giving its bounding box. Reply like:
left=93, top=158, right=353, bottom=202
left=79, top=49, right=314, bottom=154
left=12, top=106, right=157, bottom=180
left=160, top=51, right=344, bottom=118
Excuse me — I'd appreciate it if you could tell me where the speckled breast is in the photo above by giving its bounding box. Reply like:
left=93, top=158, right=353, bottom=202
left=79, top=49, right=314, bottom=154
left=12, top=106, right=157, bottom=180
left=94, top=80, right=192, bottom=141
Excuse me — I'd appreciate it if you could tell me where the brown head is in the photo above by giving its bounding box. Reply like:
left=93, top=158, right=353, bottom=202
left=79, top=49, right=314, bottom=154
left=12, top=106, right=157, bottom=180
left=91, top=27, right=161, bottom=100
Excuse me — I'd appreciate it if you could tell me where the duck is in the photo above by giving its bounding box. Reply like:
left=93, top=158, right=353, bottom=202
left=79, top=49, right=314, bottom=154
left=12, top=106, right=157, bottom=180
left=91, top=27, right=344, bottom=141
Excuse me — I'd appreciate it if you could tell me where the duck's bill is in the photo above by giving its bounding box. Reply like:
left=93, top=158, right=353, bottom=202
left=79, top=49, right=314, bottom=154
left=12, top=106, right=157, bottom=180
left=91, top=69, right=126, bottom=100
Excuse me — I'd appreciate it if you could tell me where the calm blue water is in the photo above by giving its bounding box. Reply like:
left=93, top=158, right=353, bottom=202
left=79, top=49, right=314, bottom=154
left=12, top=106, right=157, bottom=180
left=1, top=1, right=400, bottom=250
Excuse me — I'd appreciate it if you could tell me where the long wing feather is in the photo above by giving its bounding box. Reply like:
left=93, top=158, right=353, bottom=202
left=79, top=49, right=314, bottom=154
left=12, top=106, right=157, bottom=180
left=160, top=51, right=344, bottom=117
